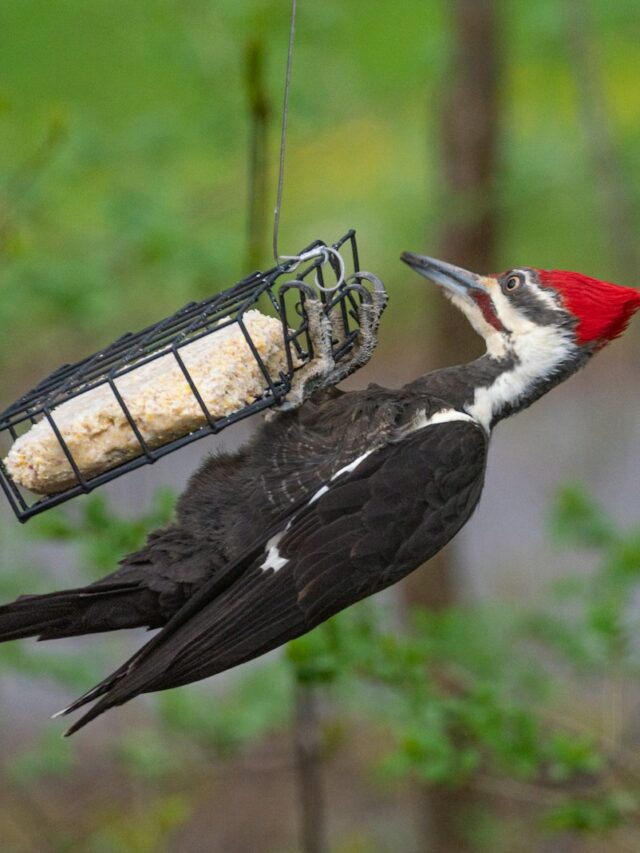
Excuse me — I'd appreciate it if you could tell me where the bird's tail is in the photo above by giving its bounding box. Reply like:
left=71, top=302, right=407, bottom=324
left=0, top=583, right=161, bottom=643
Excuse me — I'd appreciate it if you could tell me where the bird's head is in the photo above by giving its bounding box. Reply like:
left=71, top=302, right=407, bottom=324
left=401, top=252, right=640, bottom=365
left=401, top=252, right=640, bottom=426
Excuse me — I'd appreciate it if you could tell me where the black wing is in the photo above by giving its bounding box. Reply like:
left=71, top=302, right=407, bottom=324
left=62, top=419, right=487, bottom=734
left=0, top=389, right=405, bottom=643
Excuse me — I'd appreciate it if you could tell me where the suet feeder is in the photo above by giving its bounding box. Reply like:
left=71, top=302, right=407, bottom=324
left=0, top=230, right=386, bottom=522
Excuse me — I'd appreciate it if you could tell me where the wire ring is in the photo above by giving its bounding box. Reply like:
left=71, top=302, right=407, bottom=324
left=279, top=245, right=346, bottom=293
left=313, top=246, right=346, bottom=292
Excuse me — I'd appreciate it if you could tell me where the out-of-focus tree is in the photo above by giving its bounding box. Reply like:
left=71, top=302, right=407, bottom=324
left=405, top=1, right=501, bottom=849
left=245, top=37, right=271, bottom=271
left=565, top=0, right=640, bottom=284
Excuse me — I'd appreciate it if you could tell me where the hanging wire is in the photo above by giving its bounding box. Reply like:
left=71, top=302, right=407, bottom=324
left=271, top=0, right=346, bottom=292
left=272, top=0, right=297, bottom=262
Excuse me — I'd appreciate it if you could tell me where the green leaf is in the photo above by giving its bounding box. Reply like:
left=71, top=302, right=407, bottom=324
left=551, top=486, right=615, bottom=549
left=545, top=732, right=603, bottom=782
left=544, top=792, right=636, bottom=833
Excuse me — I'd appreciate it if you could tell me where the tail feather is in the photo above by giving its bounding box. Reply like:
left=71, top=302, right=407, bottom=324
left=0, top=583, right=162, bottom=643
left=60, top=545, right=269, bottom=735
left=54, top=660, right=133, bottom=723
left=53, top=639, right=152, bottom=723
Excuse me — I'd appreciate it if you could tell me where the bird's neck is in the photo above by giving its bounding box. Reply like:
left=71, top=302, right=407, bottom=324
left=409, top=346, right=588, bottom=432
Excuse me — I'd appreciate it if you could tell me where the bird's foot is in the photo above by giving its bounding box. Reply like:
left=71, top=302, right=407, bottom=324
left=277, top=273, right=388, bottom=410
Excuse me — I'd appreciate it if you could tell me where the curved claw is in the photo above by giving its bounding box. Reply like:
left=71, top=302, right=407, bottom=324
left=275, top=271, right=388, bottom=412
left=347, top=270, right=388, bottom=297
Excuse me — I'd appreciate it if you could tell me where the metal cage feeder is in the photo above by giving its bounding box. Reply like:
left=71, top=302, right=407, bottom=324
left=0, top=231, right=384, bottom=522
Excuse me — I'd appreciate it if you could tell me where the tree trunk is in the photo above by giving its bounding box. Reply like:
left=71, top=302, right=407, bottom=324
left=245, top=38, right=271, bottom=271
left=406, top=1, right=501, bottom=850
left=294, top=682, right=328, bottom=853
left=564, top=0, right=639, bottom=284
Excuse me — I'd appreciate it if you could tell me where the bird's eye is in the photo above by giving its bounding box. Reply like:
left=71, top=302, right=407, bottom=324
left=505, top=274, right=522, bottom=292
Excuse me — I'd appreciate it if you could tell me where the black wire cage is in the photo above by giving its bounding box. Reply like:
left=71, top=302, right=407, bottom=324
left=0, top=230, right=384, bottom=522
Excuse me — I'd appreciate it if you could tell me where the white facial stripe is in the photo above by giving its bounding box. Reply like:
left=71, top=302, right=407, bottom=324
left=529, top=282, right=560, bottom=310
left=489, top=283, right=559, bottom=332
left=468, top=323, right=575, bottom=430
left=489, top=287, right=534, bottom=334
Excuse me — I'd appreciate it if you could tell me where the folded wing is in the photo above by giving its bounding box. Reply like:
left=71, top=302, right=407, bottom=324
left=63, top=419, right=487, bottom=734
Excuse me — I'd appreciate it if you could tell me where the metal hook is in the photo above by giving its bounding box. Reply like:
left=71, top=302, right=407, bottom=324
left=279, top=246, right=324, bottom=273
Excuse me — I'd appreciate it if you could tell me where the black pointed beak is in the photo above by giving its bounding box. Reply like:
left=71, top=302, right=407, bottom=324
left=400, top=252, right=489, bottom=300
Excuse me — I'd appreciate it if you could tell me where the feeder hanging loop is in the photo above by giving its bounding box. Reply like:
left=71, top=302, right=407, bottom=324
left=279, top=245, right=346, bottom=293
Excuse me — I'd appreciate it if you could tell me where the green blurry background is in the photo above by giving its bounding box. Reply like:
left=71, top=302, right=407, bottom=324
left=1, top=1, right=640, bottom=851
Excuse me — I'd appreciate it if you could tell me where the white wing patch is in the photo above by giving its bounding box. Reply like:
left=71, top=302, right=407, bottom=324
left=410, top=408, right=477, bottom=432
left=330, top=451, right=374, bottom=481
left=260, top=452, right=376, bottom=573
left=260, top=531, right=288, bottom=572
left=309, top=484, right=329, bottom=504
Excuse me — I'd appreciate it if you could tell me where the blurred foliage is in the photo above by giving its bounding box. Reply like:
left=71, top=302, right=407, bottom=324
left=1, top=0, right=640, bottom=849
left=9, top=729, right=77, bottom=785
left=75, top=794, right=192, bottom=853
left=1, top=0, right=639, bottom=397
left=281, top=483, right=640, bottom=838
left=29, top=488, right=176, bottom=577
left=3, top=483, right=639, bottom=848
left=157, top=660, right=291, bottom=756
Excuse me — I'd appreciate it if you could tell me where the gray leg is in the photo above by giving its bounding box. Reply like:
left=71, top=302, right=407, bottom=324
left=280, top=273, right=388, bottom=409
left=323, top=273, right=388, bottom=384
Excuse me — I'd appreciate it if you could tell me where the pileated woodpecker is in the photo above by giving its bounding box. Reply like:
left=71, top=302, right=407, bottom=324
left=1, top=256, right=639, bottom=735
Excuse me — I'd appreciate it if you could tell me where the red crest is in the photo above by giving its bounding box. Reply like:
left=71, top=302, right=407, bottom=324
left=538, top=270, right=640, bottom=348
